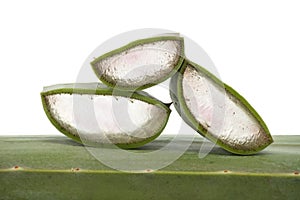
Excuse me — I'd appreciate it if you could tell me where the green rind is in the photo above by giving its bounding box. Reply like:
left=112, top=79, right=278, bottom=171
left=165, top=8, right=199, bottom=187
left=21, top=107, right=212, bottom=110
left=90, top=36, right=185, bottom=91
left=41, top=83, right=171, bottom=149
left=0, top=136, right=299, bottom=199
left=170, top=60, right=273, bottom=155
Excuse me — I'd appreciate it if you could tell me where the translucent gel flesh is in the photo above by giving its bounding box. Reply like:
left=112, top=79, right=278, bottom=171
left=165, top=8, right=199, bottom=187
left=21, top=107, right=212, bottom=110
left=45, top=94, right=168, bottom=144
left=182, top=65, right=269, bottom=150
left=94, top=40, right=182, bottom=87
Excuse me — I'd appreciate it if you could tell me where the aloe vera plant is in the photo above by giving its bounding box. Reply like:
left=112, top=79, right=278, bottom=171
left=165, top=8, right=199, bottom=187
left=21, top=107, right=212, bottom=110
left=91, top=36, right=184, bottom=90
left=41, top=83, right=171, bottom=148
left=170, top=60, right=273, bottom=155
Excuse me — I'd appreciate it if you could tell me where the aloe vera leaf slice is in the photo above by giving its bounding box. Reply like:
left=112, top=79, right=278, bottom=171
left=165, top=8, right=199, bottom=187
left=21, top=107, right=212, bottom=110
left=90, top=36, right=184, bottom=90
left=170, top=60, right=273, bottom=155
left=41, top=83, right=171, bottom=148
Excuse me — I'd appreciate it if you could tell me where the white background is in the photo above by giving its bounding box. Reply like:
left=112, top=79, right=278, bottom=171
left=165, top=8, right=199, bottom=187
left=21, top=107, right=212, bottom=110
left=0, top=0, right=299, bottom=136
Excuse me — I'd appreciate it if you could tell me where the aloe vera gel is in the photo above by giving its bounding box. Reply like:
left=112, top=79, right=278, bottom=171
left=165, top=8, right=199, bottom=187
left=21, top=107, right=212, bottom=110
left=91, top=36, right=184, bottom=90
left=170, top=61, right=273, bottom=154
left=41, top=83, right=170, bottom=148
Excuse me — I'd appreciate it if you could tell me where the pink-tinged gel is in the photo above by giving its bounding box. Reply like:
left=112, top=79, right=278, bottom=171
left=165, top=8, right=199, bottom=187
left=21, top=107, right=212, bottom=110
left=182, top=64, right=269, bottom=150
left=93, top=40, right=182, bottom=88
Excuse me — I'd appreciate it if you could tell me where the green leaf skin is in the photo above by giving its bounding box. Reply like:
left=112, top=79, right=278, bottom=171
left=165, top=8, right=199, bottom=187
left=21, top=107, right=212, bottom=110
left=41, top=83, right=171, bottom=149
left=0, top=136, right=299, bottom=200
left=90, top=36, right=185, bottom=91
left=170, top=60, right=273, bottom=155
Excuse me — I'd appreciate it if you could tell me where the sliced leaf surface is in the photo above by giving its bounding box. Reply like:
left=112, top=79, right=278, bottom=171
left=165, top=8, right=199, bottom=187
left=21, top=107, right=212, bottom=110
left=41, top=83, right=171, bottom=148
left=91, top=36, right=184, bottom=90
left=170, top=60, right=273, bottom=154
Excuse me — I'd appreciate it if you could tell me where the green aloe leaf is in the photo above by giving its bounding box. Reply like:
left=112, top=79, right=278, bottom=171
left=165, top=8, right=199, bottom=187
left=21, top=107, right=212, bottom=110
left=170, top=60, right=273, bottom=155
left=91, top=36, right=184, bottom=90
left=41, top=83, right=171, bottom=148
left=1, top=135, right=300, bottom=199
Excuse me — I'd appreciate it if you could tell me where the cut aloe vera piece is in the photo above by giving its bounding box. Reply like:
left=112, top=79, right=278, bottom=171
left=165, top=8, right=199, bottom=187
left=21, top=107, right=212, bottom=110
left=91, top=36, right=184, bottom=90
left=41, top=83, right=171, bottom=148
left=170, top=60, right=273, bottom=155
